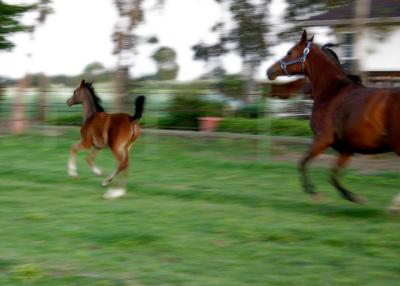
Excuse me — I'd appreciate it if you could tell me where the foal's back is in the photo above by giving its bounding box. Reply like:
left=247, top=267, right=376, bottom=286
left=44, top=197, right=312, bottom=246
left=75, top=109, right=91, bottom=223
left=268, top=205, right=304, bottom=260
left=81, top=112, right=139, bottom=149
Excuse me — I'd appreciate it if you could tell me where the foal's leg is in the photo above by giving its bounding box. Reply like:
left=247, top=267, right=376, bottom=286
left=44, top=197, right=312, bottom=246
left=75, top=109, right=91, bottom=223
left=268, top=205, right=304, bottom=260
left=68, top=142, right=84, bottom=177
left=330, top=153, right=365, bottom=204
left=299, top=138, right=330, bottom=202
left=86, top=148, right=103, bottom=176
left=102, top=146, right=129, bottom=187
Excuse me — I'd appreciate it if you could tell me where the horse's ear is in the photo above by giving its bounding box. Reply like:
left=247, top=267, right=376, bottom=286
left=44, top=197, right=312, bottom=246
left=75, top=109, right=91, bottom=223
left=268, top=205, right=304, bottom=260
left=300, top=30, right=307, bottom=43
left=309, top=34, right=314, bottom=42
left=80, top=79, right=85, bottom=87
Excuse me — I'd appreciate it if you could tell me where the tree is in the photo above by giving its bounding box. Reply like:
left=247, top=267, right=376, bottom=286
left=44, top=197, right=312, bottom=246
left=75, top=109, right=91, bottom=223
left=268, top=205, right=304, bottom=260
left=193, top=0, right=270, bottom=102
left=112, top=0, right=162, bottom=111
left=0, top=0, right=35, bottom=51
left=152, top=47, right=179, bottom=80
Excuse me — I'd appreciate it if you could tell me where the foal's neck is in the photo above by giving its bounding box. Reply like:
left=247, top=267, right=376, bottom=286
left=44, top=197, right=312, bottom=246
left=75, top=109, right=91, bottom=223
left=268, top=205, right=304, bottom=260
left=82, top=94, right=98, bottom=121
left=305, top=47, right=349, bottom=103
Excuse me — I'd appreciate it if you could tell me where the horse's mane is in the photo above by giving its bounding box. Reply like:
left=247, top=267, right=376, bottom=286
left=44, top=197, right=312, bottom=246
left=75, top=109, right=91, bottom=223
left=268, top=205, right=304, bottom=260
left=321, top=44, right=362, bottom=84
left=84, top=82, right=105, bottom=112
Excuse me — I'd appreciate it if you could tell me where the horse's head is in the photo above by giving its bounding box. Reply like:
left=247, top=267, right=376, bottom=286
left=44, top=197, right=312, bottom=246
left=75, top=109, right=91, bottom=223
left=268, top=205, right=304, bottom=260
left=67, top=79, right=89, bottom=107
left=267, top=30, right=314, bottom=80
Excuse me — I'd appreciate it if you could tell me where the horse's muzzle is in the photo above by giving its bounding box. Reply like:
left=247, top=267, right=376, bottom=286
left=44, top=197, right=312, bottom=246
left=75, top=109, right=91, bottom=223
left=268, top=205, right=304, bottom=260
left=66, top=98, right=73, bottom=107
left=267, top=67, right=277, bottom=80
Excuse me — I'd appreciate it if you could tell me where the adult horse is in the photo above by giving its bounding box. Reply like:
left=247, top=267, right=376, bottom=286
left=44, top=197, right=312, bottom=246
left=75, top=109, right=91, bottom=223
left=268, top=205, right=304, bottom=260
left=67, top=80, right=145, bottom=199
left=267, top=30, right=400, bottom=211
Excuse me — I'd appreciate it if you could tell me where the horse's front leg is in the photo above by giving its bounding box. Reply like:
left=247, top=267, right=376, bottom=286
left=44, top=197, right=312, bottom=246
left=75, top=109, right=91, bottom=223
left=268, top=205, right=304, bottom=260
left=68, top=142, right=85, bottom=177
left=330, top=152, right=366, bottom=204
left=299, top=137, right=331, bottom=202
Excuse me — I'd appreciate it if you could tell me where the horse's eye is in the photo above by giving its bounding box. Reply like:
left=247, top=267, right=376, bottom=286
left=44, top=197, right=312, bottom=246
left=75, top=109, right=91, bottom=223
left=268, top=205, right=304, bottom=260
left=287, top=51, right=292, bottom=56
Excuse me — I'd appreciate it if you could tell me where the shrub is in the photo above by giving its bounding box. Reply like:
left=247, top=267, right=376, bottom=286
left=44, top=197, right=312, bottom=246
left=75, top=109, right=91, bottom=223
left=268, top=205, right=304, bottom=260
left=217, top=117, right=312, bottom=136
left=159, top=95, right=224, bottom=130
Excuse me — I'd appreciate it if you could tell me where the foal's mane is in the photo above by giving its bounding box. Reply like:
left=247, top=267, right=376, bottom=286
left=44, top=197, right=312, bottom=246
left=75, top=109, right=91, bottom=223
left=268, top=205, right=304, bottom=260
left=84, top=82, right=105, bottom=112
left=320, top=43, right=362, bottom=84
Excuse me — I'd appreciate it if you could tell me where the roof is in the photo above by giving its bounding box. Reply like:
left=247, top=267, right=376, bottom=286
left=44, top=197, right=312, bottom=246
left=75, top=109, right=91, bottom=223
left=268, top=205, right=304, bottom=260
left=302, top=0, right=400, bottom=27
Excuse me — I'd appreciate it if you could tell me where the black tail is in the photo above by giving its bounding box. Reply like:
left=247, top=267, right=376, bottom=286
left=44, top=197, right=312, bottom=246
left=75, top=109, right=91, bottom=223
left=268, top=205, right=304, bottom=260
left=131, top=95, right=145, bottom=121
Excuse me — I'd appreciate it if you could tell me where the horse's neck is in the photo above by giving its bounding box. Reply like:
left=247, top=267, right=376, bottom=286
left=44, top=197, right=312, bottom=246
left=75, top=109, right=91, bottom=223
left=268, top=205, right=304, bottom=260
left=305, top=47, right=349, bottom=103
left=82, top=95, right=98, bottom=121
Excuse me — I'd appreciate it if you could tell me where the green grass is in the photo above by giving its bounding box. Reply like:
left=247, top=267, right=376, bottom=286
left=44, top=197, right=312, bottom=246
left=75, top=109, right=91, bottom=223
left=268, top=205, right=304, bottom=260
left=0, top=131, right=399, bottom=285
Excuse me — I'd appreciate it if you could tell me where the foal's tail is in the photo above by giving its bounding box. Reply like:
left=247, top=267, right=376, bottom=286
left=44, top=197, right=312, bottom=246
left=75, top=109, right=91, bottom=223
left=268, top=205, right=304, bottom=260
left=131, top=95, right=145, bottom=121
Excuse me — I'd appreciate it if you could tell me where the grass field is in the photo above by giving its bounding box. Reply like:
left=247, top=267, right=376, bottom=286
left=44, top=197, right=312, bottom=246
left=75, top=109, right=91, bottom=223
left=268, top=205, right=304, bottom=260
left=0, top=130, right=400, bottom=285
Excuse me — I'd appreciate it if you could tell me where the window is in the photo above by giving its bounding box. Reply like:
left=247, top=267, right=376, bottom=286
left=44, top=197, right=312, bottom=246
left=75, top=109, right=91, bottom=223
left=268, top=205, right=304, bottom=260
left=338, top=32, right=356, bottom=71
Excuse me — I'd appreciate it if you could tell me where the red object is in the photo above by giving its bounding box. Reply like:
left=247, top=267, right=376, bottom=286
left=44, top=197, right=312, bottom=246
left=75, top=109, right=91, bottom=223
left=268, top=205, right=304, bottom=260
left=198, top=117, right=222, bottom=132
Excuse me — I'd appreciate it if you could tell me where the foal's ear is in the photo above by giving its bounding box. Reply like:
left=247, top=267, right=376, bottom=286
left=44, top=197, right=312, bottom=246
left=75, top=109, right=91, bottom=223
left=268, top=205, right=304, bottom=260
left=309, top=34, right=314, bottom=42
left=300, top=30, right=307, bottom=43
left=80, top=79, right=86, bottom=88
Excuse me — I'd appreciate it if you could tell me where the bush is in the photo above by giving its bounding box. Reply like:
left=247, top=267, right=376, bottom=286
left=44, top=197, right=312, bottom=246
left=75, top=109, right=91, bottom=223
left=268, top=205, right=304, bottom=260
left=217, top=117, right=312, bottom=136
left=159, top=95, right=224, bottom=130
left=235, top=103, right=265, bottom=118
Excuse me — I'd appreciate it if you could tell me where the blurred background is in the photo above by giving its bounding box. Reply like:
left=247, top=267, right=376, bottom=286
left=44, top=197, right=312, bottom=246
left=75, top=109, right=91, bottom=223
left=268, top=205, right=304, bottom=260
left=1, top=0, right=400, bottom=285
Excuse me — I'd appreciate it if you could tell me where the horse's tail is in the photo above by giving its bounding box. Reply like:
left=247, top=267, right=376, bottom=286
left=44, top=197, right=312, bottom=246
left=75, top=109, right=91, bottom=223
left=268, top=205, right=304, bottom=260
left=131, top=95, right=145, bottom=121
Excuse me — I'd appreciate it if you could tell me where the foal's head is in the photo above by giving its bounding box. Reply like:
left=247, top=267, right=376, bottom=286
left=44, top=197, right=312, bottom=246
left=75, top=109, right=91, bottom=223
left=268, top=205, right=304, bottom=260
left=267, top=30, right=314, bottom=80
left=67, top=80, right=104, bottom=112
left=67, top=80, right=90, bottom=107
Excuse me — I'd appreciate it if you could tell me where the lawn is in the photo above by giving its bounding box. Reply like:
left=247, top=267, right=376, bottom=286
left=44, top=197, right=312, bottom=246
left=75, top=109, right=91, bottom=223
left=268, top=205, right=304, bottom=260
left=0, top=130, right=400, bottom=285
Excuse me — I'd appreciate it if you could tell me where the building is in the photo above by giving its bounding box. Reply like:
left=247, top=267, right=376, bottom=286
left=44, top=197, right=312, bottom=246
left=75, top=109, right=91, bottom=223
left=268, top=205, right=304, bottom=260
left=302, top=0, right=400, bottom=86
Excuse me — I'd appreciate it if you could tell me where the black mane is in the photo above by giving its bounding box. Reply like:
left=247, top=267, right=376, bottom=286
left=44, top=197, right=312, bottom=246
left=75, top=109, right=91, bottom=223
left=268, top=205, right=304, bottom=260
left=321, top=44, right=362, bottom=84
left=84, top=82, right=105, bottom=112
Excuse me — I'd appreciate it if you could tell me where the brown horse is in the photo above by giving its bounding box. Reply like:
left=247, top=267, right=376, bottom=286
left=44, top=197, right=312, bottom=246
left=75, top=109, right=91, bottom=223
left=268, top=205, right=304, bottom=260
left=67, top=80, right=145, bottom=199
left=267, top=30, right=400, bottom=211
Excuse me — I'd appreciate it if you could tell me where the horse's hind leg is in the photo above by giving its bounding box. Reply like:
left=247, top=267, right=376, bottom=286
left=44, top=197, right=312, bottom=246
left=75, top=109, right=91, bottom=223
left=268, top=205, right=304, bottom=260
left=330, top=153, right=366, bottom=204
left=86, top=148, right=103, bottom=176
left=102, top=144, right=129, bottom=194
left=299, top=138, right=330, bottom=202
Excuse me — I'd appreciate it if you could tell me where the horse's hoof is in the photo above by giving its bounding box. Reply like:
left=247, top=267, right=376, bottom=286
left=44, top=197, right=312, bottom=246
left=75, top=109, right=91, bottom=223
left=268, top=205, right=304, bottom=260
left=310, top=193, right=326, bottom=204
left=103, top=188, right=126, bottom=199
left=68, top=170, right=78, bottom=177
left=101, top=179, right=111, bottom=187
left=92, top=167, right=102, bottom=176
left=353, top=195, right=367, bottom=205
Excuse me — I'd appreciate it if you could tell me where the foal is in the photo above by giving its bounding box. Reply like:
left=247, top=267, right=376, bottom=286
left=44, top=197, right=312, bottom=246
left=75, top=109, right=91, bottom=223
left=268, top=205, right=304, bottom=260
left=67, top=80, right=145, bottom=198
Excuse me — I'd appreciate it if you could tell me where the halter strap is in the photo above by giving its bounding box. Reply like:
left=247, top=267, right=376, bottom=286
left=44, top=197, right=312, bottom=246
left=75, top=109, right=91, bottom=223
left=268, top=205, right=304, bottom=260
left=279, top=41, right=312, bottom=76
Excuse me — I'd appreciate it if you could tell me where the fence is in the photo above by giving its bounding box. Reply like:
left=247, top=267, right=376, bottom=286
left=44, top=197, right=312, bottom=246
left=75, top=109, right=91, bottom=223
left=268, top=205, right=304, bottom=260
left=0, top=83, right=313, bottom=162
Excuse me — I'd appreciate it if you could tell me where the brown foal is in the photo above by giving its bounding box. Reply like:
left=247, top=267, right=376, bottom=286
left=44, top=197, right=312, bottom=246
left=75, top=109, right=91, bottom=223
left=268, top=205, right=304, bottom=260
left=67, top=80, right=145, bottom=198
left=267, top=30, right=400, bottom=211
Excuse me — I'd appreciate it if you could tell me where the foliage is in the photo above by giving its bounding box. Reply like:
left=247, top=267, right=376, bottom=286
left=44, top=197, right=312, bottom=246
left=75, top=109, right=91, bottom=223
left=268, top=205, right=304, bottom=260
left=235, top=102, right=265, bottom=118
left=159, top=95, right=224, bottom=130
left=214, top=74, right=245, bottom=99
left=217, top=117, right=312, bottom=136
left=152, top=46, right=179, bottom=80
left=0, top=1, right=35, bottom=50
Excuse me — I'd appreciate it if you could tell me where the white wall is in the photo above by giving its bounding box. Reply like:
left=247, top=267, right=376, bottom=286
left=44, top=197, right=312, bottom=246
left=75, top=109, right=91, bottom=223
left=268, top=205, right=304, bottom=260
left=358, top=26, right=400, bottom=71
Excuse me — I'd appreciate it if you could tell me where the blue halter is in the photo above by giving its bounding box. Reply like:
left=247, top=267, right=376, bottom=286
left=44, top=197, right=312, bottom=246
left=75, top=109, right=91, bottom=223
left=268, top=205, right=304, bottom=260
left=279, top=41, right=312, bottom=76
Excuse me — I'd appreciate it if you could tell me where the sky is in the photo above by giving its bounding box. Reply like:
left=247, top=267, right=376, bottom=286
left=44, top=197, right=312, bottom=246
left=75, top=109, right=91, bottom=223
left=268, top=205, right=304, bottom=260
left=0, top=0, right=327, bottom=81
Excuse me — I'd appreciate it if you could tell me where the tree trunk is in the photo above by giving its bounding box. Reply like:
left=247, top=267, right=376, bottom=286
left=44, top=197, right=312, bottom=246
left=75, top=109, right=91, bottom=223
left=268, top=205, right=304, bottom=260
left=242, top=60, right=258, bottom=103
left=37, top=73, right=48, bottom=123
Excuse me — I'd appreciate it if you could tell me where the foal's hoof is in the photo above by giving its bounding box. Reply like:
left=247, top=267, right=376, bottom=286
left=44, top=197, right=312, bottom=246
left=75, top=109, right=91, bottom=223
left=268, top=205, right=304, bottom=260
left=92, top=166, right=103, bottom=176
left=103, top=188, right=126, bottom=199
left=68, top=170, right=78, bottom=178
left=101, top=179, right=111, bottom=187
left=310, top=193, right=326, bottom=204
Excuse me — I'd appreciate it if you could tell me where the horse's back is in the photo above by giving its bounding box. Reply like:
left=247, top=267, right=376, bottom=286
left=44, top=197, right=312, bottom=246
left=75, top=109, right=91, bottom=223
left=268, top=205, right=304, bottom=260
left=331, top=87, right=396, bottom=153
